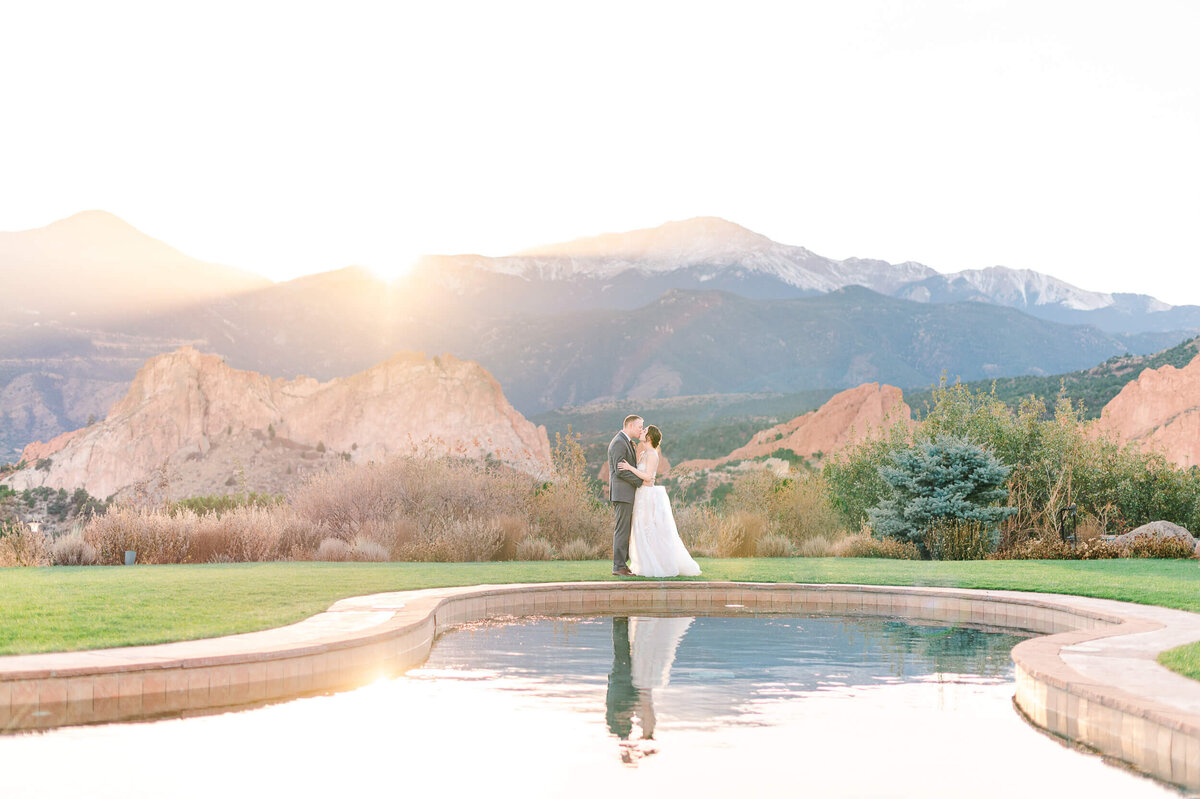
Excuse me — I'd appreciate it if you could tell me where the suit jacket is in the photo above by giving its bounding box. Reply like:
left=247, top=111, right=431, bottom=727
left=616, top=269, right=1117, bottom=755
left=607, top=431, right=643, bottom=503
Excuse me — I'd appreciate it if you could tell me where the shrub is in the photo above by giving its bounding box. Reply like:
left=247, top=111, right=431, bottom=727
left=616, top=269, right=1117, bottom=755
left=532, top=431, right=608, bottom=551
left=351, top=538, right=389, bottom=562
left=51, top=534, right=99, bottom=566
left=289, top=459, right=405, bottom=539
left=675, top=504, right=722, bottom=558
left=923, top=519, right=994, bottom=561
left=832, top=531, right=922, bottom=559
left=720, top=469, right=847, bottom=542
left=1076, top=538, right=1126, bottom=560
left=796, top=535, right=836, bottom=558
left=755, top=533, right=796, bottom=558
left=868, top=435, right=1012, bottom=551
left=170, top=493, right=282, bottom=517
left=824, top=422, right=915, bottom=528
left=266, top=508, right=328, bottom=560
left=999, top=535, right=1123, bottom=560
left=399, top=516, right=504, bottom=562
left=558, top=538, right=596, bottom=561
left=718, top=511, right=766, bottom=557
left=493, top=515, right=529, bottom=561
left=1122, top=533, right=1196, bottom=559
left=82, top=504, right=193, bottom=564
left=0, top=522, right=51, bottom=567
left=515, top=537, right=555, bottom=561
left=317, top=537, right=352, bottom=562
left=769, top=474, right=849, bottom=544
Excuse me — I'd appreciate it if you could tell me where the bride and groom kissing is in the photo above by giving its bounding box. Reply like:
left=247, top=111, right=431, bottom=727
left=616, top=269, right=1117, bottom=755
left=608, top=415, right=701, bottom=578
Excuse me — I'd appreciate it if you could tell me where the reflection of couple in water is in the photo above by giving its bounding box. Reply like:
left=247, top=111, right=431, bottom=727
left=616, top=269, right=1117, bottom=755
left=605, top=616, right=693, bottom=763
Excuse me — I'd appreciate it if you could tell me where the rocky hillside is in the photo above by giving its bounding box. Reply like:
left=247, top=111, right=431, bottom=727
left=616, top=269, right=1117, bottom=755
left=2, top=347, right=552, bottom=500
left=674, top=383, right=914, bottom=472
left=1094, top=351, right=1200, bottom=469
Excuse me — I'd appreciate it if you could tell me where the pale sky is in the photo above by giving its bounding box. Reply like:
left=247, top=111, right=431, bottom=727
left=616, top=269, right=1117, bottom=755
left=2, top=1, right=1198, bottom=303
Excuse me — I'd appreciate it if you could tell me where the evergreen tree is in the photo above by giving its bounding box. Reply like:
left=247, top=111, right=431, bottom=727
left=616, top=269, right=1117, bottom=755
left=868, top=435, right=1014, bottom=549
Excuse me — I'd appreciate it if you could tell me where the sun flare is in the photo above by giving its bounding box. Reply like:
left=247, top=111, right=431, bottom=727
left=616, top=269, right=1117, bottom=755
left=364, top=253, right=421, bottom=283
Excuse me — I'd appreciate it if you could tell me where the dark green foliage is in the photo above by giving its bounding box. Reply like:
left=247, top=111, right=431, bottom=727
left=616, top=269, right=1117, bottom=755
left=70, top=487, right=107, bottom=518
left=36, top=458, right=52, bottom=471
left=767, top=448, right=809, bottom=468
left=823, top=423, right=914, bottom=528
left=47, top=487, right=70, bottom=517
left=827, top=376, right=1200, bottom=542
left=906, top=335, right=1200, bottom=422
left=868, top=436, right=1013, bottom=550
left=268, top=423, right=276, bottom=439
left=0, top=485, right=16, bottom=523
left=708, top=482, right=734, bottom=507
left=316, top=441, right=326, bottom=453
left=5, top=485, right=108, bottom=529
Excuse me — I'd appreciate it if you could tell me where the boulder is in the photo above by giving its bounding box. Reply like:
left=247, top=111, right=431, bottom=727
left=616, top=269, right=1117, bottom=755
left=1113, top=520, right=1197, bottom=548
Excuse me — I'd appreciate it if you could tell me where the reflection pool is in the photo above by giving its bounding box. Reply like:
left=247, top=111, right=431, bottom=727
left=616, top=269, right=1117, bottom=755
left=0, top=615, right=1183, bottom=798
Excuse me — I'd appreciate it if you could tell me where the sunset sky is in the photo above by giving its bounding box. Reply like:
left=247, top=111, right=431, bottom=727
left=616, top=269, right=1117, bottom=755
left=2, top=1, right=1198, bottom=302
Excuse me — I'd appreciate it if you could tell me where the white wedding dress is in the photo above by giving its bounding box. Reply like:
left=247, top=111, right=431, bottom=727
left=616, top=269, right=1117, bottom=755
left=630, top=616, right=694, bottom=689
left=628, top=454, right=701, bottom=578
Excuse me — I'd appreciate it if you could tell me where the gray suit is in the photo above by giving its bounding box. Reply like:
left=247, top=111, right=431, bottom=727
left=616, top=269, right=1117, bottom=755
left=608, top=430, right=643, bottom=569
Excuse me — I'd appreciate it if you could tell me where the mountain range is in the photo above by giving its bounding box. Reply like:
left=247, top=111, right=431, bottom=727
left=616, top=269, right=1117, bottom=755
left=2, top=211, right=1197, bottom=460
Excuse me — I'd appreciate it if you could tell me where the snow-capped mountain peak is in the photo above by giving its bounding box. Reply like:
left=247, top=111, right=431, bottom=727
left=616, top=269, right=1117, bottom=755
left=898, top=265, right=1116, bottom=311
left=467, top=217, right=937, bottom=294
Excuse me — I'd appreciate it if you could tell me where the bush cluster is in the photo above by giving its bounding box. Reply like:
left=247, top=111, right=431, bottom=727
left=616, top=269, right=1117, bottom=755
left=826, top=379, right=1200, bottom=557
left=1000, top=532, right=1195, bottom=560
left=0, top=522, right=51, bottom=567
left=923, top=518, right=995, bottom=561
left=831, top=530, right=922, bottom=560
left=710, top=470, right=850, bottom=556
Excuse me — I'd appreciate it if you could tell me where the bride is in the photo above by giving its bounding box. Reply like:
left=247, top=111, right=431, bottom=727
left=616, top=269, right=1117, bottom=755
left=617, top=425, right=701, bottom=577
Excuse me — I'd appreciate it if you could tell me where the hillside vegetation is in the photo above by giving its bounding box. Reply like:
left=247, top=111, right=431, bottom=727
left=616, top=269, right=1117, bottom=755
left=905, top=335, right=1200, bottom=420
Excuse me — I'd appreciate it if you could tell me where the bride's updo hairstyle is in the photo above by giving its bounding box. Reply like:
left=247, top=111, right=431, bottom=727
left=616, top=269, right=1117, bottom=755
left=645, top=425, right=662, bottom=449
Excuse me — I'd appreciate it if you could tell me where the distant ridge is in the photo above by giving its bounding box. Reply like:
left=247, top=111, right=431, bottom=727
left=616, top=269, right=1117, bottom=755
left=0, top=210, right=271, bottom=322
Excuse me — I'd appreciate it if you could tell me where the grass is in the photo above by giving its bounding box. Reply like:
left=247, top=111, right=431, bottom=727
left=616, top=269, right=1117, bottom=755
left=2, top=557, right=1199, bottom=653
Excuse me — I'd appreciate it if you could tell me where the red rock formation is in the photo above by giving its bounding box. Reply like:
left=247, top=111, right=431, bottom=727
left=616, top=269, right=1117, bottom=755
left=1094, top=352, right=1200, bottom=469
left=2, top=347, right=552, bottom=499
left=19, top=428, right=86, bottom=464
left=675, top=383, right=914, bottom=472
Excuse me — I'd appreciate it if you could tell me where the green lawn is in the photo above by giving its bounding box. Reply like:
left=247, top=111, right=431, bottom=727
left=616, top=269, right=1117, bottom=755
left=3, top=558, right=1199, bottom=679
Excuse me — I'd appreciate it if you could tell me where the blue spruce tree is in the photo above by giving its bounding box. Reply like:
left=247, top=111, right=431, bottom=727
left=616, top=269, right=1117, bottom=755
left=867, top=435, right=1014, bottom=551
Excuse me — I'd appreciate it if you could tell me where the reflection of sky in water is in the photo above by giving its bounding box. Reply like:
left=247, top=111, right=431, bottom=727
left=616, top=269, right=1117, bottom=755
left=419, top=616, right=1025, bottom=728
left=0, top=615, right=1181, bottom=799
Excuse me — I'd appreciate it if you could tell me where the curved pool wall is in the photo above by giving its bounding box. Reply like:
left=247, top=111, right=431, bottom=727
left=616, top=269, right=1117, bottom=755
left=2, top=582, right=1199, bottom=789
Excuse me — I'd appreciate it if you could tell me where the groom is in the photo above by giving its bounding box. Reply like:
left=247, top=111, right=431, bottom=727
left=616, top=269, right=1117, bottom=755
left=608, top=414, right=644, bottom=576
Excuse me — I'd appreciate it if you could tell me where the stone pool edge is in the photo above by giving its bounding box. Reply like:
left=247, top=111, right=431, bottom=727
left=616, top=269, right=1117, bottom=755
left=2, top=581, right=1199, bottom=790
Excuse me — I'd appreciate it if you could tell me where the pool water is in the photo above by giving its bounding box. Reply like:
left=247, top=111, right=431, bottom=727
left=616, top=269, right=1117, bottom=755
left=0, top=615, right=1184, bottom=798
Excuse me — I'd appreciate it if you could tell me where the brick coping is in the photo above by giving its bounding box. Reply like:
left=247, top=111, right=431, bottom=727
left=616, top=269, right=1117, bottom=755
left=2, top=582, right=1199, bottom=789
